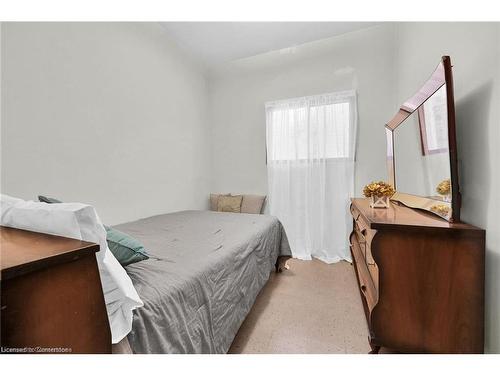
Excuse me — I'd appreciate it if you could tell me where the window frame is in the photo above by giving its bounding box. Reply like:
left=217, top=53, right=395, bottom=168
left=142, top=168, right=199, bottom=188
left=265, top=90, right=357, bottom=164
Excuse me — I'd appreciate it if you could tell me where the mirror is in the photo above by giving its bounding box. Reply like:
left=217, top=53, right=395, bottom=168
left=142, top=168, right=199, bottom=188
left=386, top=56, right=460, bottom=222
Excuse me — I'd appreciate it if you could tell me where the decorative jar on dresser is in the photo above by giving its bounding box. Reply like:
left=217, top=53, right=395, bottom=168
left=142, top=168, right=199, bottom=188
left=349, top=198, right=485, bottom=353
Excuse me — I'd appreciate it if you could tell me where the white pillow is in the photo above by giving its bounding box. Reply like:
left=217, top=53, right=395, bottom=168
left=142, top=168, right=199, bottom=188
left=0, top=194, right=143, bottom=344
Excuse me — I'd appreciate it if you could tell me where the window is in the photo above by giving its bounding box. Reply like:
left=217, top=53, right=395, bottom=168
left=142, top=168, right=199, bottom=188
left=265, top=91, right=356, bottom=162
left=265, top=91, right=358, bottom=262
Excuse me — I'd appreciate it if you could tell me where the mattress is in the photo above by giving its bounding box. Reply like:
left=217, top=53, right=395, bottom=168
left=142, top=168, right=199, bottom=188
left=114, top=210, right=291, bottom=353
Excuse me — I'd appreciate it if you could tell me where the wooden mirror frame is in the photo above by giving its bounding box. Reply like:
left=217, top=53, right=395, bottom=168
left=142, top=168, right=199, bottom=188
left=385, top=56, right=461, bottom=222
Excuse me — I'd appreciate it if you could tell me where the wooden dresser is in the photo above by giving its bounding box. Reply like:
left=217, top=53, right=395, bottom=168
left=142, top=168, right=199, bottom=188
left=0, top=226, right=111, bottom=353
left=349, top=198, right=485, bottom=353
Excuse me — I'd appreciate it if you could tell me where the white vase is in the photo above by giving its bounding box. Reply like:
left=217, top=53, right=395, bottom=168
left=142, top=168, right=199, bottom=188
left=370, top=195, right=390, bottom=208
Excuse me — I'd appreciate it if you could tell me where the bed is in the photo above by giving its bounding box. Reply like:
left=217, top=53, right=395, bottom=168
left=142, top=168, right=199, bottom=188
left=113, top=210, right=291, bottom=354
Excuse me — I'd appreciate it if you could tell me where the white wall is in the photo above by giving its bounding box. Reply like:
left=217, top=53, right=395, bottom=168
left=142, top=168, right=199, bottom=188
left=394, top=22, right=500, bottom=353
left=208, top=25, right=397, bottom=197
left=1, top=22, right=211, bottom=224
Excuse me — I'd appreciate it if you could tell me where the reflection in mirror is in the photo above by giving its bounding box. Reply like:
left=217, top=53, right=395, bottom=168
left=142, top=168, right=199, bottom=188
left=419, top=85, right=449, bottom=156
left=386, top=128, right=394, bottom=187
left=392, top=84, right=452, bottom=220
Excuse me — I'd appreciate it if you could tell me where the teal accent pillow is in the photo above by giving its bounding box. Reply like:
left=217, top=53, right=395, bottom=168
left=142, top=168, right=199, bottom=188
left=38, top=195, right=149, bottom=267
left=104, top=226, right=149, bottom=267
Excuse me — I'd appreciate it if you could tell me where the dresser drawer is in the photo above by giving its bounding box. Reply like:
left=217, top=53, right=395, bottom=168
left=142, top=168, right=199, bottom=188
left=350, top=203, right=361, bottom=220
left=357, top=239, right=377, bottom=290
left=354, top=226, right=367, bottom=259
left=350, top=202, right=379, bottom=305
left=351, top=236, right=377, bottom=313
left=353, top=212, right=376, bottom=263
left=351, top=202, right=373, bottom=234
left=354, top=214, right=375, bottom=243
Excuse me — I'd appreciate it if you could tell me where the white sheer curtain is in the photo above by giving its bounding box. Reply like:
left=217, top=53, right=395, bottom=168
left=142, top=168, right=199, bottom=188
left=266, top=91, right=357, bottom=263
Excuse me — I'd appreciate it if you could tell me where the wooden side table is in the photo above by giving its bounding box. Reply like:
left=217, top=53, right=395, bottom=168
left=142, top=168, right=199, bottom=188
left=1, top=226, right=111, bottom=353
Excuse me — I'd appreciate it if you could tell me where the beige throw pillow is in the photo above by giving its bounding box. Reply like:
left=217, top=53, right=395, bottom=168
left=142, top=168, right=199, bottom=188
left=241, top=195, right=266, bottom=214
left=210, top=193, right=230, bottom=211
left=217, top=195, right=243, bottom=213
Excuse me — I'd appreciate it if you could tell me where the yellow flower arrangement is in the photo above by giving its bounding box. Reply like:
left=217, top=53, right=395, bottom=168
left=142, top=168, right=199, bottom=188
left=363, top=181, right=395, bottom=198
left=436, top=178, right=451, bottom=196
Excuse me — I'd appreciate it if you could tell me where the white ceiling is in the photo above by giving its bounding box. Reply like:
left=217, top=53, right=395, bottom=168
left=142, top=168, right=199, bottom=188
left=159, top=22, right=379, bottom=69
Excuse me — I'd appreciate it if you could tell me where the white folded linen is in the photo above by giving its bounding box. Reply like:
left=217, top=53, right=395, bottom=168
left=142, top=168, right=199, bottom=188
left=0, top=194, right=143, bottom=344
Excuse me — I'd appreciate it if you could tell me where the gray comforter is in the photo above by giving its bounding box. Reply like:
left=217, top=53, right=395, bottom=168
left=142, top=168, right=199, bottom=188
left=114, top=210, right=291, bottom=354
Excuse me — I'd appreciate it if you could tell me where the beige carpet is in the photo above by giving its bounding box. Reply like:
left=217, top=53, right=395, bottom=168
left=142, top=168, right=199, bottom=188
left=228, top=258, right=371, bottom=354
